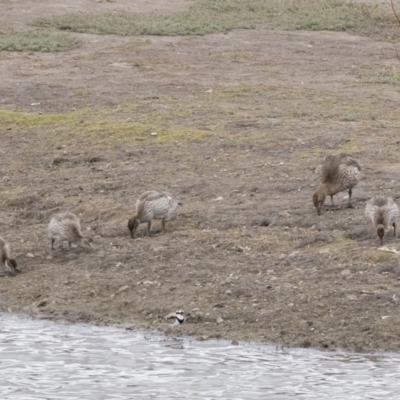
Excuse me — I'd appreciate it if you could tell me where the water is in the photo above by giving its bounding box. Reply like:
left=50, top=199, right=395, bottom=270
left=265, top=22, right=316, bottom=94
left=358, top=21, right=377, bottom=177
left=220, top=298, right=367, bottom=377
left=0, top=314, right=400, bottom=400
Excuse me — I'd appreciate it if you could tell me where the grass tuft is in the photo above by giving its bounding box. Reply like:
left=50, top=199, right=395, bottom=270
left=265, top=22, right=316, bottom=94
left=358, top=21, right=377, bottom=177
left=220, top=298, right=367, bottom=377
left=0, top=29, right=80, bottom=52
left=359, top=68, right=400, bottom=85
left=31, top=0, right=396, bottom=39
left=0, top=108, right=211, bottom=143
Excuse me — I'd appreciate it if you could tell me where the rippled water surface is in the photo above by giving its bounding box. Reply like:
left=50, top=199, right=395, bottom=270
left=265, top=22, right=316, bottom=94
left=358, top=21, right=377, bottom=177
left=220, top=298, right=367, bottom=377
left=1, top=314, right=400, bottom=399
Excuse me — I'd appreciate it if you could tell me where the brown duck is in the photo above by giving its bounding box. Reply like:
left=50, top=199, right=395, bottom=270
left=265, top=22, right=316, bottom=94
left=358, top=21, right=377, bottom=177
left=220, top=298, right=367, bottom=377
left=313, top=154, right=361, bottom=215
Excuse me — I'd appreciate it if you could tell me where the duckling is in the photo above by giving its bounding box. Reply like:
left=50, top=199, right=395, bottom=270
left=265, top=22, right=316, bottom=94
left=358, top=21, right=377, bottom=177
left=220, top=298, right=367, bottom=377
left=0, top=236, right=18, bottom=276
left=48, top=212, right=93, bottom=252
left=365, top=196, right=398, bottom=245
left=313, top=154, right=361, bottom=215
left=164, top=310, right=185, bottom=337
left=128, top=191, right=181, bottom=238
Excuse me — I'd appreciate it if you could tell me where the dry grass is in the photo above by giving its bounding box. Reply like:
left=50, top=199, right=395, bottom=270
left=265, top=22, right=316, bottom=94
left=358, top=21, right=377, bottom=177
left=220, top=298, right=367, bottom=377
left=0, top=28, right=80, bottom=52
left=32, top=0, right=397, bottom=39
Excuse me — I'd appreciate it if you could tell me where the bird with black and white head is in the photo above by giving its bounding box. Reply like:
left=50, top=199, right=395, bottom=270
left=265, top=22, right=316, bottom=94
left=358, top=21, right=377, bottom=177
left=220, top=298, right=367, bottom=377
left=164, top=310, right=185, bottom=337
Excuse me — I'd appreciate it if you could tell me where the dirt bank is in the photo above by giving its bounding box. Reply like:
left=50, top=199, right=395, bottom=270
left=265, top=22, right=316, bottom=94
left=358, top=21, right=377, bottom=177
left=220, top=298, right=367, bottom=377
left=1, top=0, right=400, bottom=352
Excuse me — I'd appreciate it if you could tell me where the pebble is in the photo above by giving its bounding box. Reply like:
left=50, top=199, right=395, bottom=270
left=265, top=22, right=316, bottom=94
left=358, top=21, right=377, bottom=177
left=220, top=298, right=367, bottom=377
left=225, top=289, right=232, bottom=295
left=216, top=317, right=224, bottom=324
left=36, top=299, right=48, bottom=308
left=26, top=253, right=35, bottom=258
left=231, top=340, right=239, bottom=346
left=340, top=268, right=351, bottom=277
left=117, top=285, right=130, bottom=294
left=319, top=249, right=331, bottom=255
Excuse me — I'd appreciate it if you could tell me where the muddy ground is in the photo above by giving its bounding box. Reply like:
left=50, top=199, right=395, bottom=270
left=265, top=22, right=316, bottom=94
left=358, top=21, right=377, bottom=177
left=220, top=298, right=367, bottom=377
left=1, top=1, right=400, bottom=352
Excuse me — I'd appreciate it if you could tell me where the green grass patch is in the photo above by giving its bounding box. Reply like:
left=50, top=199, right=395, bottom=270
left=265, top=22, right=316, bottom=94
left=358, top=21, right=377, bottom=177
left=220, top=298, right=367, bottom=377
left=0, top=108, right=211, bottom=143
left=32, top=0, right=396, bottom=39
left=0, top=29, right=80, bottom=52
left=358, top=68, right=400, bottom=85
left=0, top=109, right=86, bottom=127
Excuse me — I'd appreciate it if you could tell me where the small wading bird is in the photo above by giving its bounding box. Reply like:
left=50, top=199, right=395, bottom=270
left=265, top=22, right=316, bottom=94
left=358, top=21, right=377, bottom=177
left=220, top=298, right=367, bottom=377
left=365, top=196, right=398, bottom=245
left=0, top=236, right=18, bottom=276
left=128, top=191, right=181, bottom=238
left=48, top=212, right=93, bottom=252
left=313, top=154, right=361, bottom=215
left=164, top=310, right=185, bottom=337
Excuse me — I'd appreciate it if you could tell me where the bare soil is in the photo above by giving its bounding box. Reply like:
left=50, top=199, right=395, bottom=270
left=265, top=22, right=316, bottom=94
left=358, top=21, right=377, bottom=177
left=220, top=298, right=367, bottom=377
left=2, top=1, right=400, bottom=352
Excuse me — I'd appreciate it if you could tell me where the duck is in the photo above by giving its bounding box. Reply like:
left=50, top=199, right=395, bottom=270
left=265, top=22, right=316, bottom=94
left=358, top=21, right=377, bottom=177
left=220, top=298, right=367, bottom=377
left=0, top=236, right=18, bottom=276
left=48, top=212, right=93, bottom=252
left=365, top=196, right=398, bottom=245
left=128, top=191, right=181, bottom=238
left=313, top=154, right=361, bottom=215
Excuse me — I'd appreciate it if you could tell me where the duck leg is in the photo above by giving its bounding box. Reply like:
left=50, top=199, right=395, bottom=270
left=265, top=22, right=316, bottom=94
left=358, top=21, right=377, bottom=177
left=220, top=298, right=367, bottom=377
left=147, top=221, right=152, bottom=237
left=393, top=222, right=397, bottom=238
left=50, top=238, right=55, bottom=252
left=346, top=188, right=354, bottom=208
left=325, top=195, right=340, bottom=211
left=162, top=219, right=166, bottom=234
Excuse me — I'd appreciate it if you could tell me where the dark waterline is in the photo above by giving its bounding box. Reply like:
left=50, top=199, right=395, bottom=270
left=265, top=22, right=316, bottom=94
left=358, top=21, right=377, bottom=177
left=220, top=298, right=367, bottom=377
left=0, top=314, right=400, bottom=399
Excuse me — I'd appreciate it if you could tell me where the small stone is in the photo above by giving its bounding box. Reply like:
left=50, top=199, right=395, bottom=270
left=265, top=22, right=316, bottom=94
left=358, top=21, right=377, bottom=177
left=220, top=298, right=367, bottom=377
left=3, top=176, right=10, bottom=182
left=225, top=289, right=232, bottom=295
left=231, top=340, right=239, bottom=346
left=36, top=299, right=48, bottom=308
left=117, top=285, right=130, bottom=294
left=150, top=132, right=158, bottom=136
left=340, top=268, right=351, bottom=277
left=346, top=294, right=357, bottom=301
left=52, top=157, right=67, bottom=165
left=88, top=156, right=103, bottom=163
left=26, top=253, right=34, bottom=258
left=216, top=317, right=224, bottom=324
left=46, top=256, right=53, bottom=260
left=319, top=249, right=331, bottom=255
